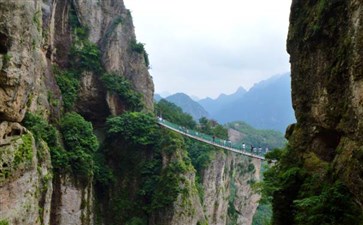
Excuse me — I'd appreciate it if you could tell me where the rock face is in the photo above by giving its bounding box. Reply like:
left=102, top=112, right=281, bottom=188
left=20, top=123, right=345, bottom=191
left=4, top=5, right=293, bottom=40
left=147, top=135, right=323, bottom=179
left=0, top=1, right=44, bottom=122
left=0, top=124, right=53, bottom=225
left=202, top=151, right=260, bottom=225
left=72, top=0, right=154, bottom=110
left=0, top=0, right=259, bottom=224
left=281, top=0, right=363, bottom=223
left=50, top=176, right=94, bottom=225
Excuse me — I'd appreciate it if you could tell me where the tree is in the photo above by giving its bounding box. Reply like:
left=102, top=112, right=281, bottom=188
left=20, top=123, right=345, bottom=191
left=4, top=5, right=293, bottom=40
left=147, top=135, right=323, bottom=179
left=107, top=112, right=158, bottom=146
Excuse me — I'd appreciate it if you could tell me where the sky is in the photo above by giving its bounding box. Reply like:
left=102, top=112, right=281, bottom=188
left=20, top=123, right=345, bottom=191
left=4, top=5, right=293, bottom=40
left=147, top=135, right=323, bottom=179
left=124, top=0, right=292, bottom=99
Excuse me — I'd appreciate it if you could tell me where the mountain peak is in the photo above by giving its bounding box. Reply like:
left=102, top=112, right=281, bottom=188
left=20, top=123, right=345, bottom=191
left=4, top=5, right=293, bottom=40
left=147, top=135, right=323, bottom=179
left=165, top=93, right=209, bottom=121
left=236, top=86, right=247, bottom=94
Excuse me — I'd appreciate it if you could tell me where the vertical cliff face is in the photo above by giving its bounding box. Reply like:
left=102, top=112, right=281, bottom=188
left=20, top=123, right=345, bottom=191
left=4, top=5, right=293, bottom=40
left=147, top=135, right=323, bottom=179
left=288, top=0, right=363, bottom=204
left=0, top=127, right=53, bottom=225
left=75, top=0, right=154, bottom=110
left=202, top=152, right=260, bottom=225
left=0, top=1, right=45, bottom=122
left=0, top=0, right=259, bottom=224
left=0, top=1, right=53, bottom=224
left=276, top=0, right=363, bottom=224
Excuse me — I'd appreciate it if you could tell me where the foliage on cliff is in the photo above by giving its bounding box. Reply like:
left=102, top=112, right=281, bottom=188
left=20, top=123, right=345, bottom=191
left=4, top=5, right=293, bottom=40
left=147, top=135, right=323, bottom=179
left=226, top=121, right=286, bottom=149
left=101, top=73, right=144, bottom=111
left=23, top=112, right=99, bottom=184
left=265, top=0, right=363, bottom=224
left=156, top=99, right=197, bottom=129
left=96, top=112, right=195, bottom=224
left=257, top=146, right=363, bottom=225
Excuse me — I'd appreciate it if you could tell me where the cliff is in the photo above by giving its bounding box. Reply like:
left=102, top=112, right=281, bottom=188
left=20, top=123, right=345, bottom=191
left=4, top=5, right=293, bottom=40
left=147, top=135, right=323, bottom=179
left=263, top=0, right=363, bottom=224
left=0, top=0, right=259, bottom=224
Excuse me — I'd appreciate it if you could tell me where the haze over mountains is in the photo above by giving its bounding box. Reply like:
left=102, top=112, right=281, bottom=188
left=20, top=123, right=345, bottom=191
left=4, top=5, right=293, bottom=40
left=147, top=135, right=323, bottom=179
left=163, top=93, right=210, bottom=121
left=156, top=73, right=295, bottom=132
left=199, top=87, right=247, bottom=116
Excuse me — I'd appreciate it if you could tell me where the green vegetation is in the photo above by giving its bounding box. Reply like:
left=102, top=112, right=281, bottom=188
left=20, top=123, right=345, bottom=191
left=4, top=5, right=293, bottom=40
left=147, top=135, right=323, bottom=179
left=252, top=203, right=272, bottom=225
left=70, top=40, right=102, bottom=73
left=125, top=217, right=146, bottom=225
left=22, top=112, right=60, bottom=159
left=23, top=112, right=98, bottom=183
left=14, top=133, right=33, bottom=167
left=69, top=4, right=81, bottom=28
left=199, top=117, right=228, bottom=139
left=3, top=53, right=11, bottom=64
left=294, top=180, right=361, bottom=225
left=101, top=73, right=143, bottom=111
left=0, top=220, right=9, bottom=225
left=54, top=67, right=80, bottom=111
left=130, top=40, right=145, bottom=54
left=33, top=10, right=41, bottom=32
left=185, top=138, right=217, bottom=182
left=155, top=99, right=196, bottom=129
left=0, top=131, right=35, bottom=182
left=97, top=116, right=194, bottom=224
left=151, top=160, right=188, bottom=209
left=104, top=16, right=123, bottom=41
left=226, top=121, right=286, bottom=149
left=227, top=177, right=238, bottom=225
left=107, top=112, right=158, bottom=146
left=60, top=112, right=98, bottom=181
left=197, top=220, right=208, bottom=225
left=256, top=146, right=363, bottom=225
left=130, top=40, right=150, bottom=67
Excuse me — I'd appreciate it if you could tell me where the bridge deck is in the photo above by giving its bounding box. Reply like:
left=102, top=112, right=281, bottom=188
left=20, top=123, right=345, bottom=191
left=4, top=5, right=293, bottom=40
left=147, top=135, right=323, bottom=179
left=157, top=120, right=265, bottom=160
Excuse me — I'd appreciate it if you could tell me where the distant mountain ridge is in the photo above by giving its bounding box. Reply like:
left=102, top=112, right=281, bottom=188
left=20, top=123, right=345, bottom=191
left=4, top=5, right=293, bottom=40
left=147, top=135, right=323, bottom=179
left=199, top=87, right=247, bottom=115
left=154, top=93, right=163, bottom=102
left=209, top=74, right=295, bottom=132
left=156, top=73, right=295, bottom=132
left=164, top=93, right=210, bottom=121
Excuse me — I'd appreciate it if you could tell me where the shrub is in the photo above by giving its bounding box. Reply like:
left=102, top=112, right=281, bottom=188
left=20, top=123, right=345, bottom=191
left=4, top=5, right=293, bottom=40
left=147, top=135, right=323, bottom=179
left=130, top=40, right=145, bottom=54
left=70, top=40, right=102, bottom=73
left=60, top=112, right=99, bottom=181
left=155, top=100, right=196, bottom=129
left=60, top=112, right=98, bottom=154
left=22, top=112, right=70, bottom=172
left=125, top=217, right=146, bottom=225
left=0, top=220, right=9, bottom=225
left=106, top=112, right=157, bottom=146
left=54, top=67, right=80, bottom=111
left=130, top=40, right=150, bottom=67
left=294, top=180, right=362, bottom=225
left=3, top=53, right=12, bottom=65
left=23, top=112, right=58, bottom=147
left=101, top=73, right=143, bottom=111
left=150, top=161, right=185, bottom=210
left=259, top=146, right=363, bottom=225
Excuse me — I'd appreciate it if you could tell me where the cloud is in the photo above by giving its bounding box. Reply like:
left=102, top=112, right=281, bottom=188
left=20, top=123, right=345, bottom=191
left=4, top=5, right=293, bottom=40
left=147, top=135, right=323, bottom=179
left=124, top=0, right=292, bottom=98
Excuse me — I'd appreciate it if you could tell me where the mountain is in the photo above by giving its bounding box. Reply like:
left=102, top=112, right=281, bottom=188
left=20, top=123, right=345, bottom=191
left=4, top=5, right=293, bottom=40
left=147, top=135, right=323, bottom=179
left=165, top=93, right=210, bottom=121
left=199, top=86, right=247, bottom=115
left=154, top=93, right=163, bottom=102
left=203, top=74, right=295, bottom=132
left=226, top=121, right=286, bottom=150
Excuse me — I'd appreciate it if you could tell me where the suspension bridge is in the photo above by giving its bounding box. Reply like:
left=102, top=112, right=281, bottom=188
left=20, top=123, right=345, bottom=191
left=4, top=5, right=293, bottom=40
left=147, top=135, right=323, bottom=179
left=157, top=118, right=266, bottom=160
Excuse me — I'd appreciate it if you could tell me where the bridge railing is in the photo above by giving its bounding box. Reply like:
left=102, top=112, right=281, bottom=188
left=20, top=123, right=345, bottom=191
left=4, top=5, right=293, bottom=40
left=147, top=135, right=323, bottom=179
left=157, top=118, right=266, bottom=158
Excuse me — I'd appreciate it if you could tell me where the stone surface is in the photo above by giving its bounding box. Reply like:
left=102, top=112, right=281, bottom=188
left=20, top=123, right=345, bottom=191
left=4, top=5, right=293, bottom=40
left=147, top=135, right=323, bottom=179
left=0, top=0, right=44, bottom=122
left=287, top=0, right=363, bottom=211
left=51, top=176, right=94, bottom=225
left=73, top=0, right=154, bottom=111
left=202, top=151, right=260, bottom=225
left=0, top=0, right=260, bottom=224
left=0, top=129, right=52, bottom=225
